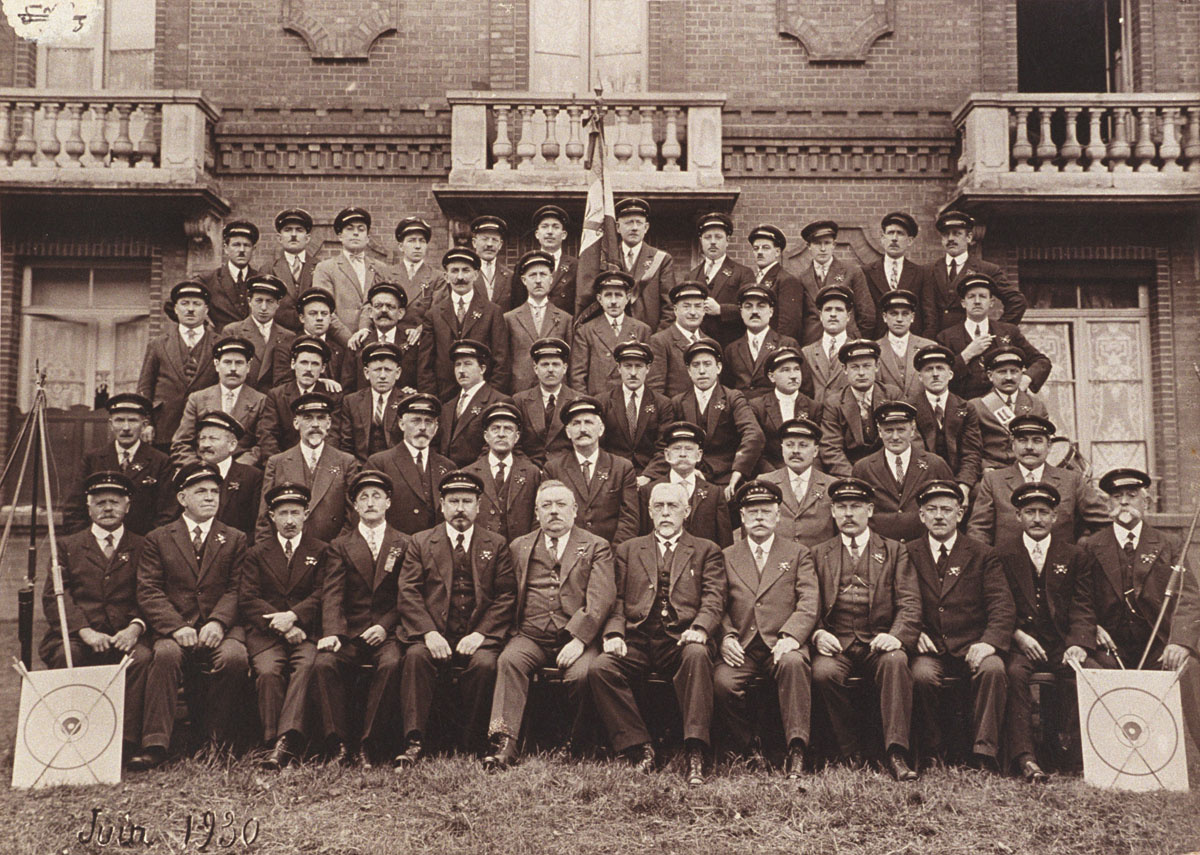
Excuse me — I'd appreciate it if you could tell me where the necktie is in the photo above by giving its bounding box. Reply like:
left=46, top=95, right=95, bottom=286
left=581, top=459, right=591, bottom=483
left=827, top=338, right=837, bottom=364
left=948, top=258, right=958, bottom=280
left=366, top=528, right=379, bottom=560
left=224, top=389, right=236, bottom=413
left=457, top=394, right=469, bottom=417
left=888, top=261, right=899, bottom=289
left=937, top=544, right=950, bottom=578
left=544, top=393, right=556, bottom=428
left=1031, top=541, right=1044, bottom=573
left=1005, top=395, right=1015, bottom=408
left=532, top=304, right=544, bottom=332
left=549, top=537, right=559, bottom=559
left=894, top=455, right=905, bottom=485
left=755, top=268, right=765, bottom=285
left=626, top=248, right=637, bottom=271
left=934, top=401, right=945, bottom=429
left=455, top=532, right=467, bottom=561
left=290, top=255, right=301, bottom=279
left=192, top=525, right=204, bottom=558
left=184, top=329, right=198, bottom=349
left=415, top=449, right=424, bottom=472
left=1024, top=469, right=1035, bottom=483
left=755, top=544, right=767, bottom=572
left=749, top=336, right=760, bottom=363
left=456, top=298, right=467, bottom=324
left=816, top=264, right=827, bottom=285
left=119, top=449, right=130, bottom=470
left=848, top=539, right=860, bottom=563
left=374, top=395, right=384, bottom=426
left=626, top=392, right=639, bottom=434
left=612, top=318, right=621, bottom=337
left=236, top=268, right=245, bottom=285
left=102, top=533, right=115, bottom=560
left=284, top=538, right=294, bottom=563
left=495, top=460, right=506, bottom=488
left=1123, top=531, right=1136, bottom=560
left=859, top=395, right=871, bottom=425
left=973, top=324, right=983, bottom=340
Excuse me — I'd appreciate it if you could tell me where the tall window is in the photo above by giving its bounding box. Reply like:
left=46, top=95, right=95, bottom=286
left=529, top=0, right=648, bottom=93
left=1017, top=0, right=1129, bottom=92
left=37, top=0, right=156, bottom=89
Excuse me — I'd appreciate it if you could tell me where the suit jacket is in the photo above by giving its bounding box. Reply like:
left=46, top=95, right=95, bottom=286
left=938, top=320, right=1051, bottom=400
left=393, top=259, right=448, bottom=325
left=41, top=528, right=144, bottom=644
left=200, top=264, right=257, bottom=331
left=604, top=531, right=726, bottom=640
left=268, top=250, right=318, bottom=332
left=259, top=380, right=343, bottom=460
left=311, top=253, right=390, bottom=344
left=439, top=383, right=513, bottom=467
left=921, top=254, right=1027, bottom=333
left=137, top=326, right=219, bottom=444
left=221, top=317, right=296, bottom=393
left=722, top=329, right=800, bottom=399
left=257, top=443, right=360, bottom=544
left=748, top=390, right=821, bottom=473
left=638, top=474, right=734, bottom=548
left=137, top=517, right=247, bottom=636
left=812, top=531, right=922, bottom=648
left=571, top=314, right=653, bottom=397
left=998, top=535, right=1097, bottom=654
left=419, top=291, right=511, bottom=400
left=796, top=259, right=874, bottom=344
left=818, top=382, right=901, bottom=477
left=969, top=390, right=1049, bottom=470
left=800, top=339, right=847, bottom=411
left=509, top=526, right=616, bottom=644
left=621, top=243, right=677, bottom=332
left=366, top=444, right=455, bottom=535
left=862, top=257, right=933, bottom=339
left=239, top=531, right=327, bottom=656
left=599, top=384, right=674, bottom=473
left=907, top=534, right=1015, bottom=657
left=967, top=464, right=1110, bottom=548
left=545, top=450, right=639, bottom=545
left=463, top=454, right=543, bottom=543
left=397, top=525, right=516, bottom=641
left=758, top=467, right=838, bottom=548
left=171, top=383, right=268, bottom=467
left=876, top=333, right=938, bottom=400
left=910, top=390, right=983, bottom=488
left=338, top=385, right=405, bottom=463
left=515, top=253, right=576, bottom=317
left=755, top=263, right=810, bottom=344
left=320, top=525, right=408, bottom=638
left=670, top=384, right=765, bottom=484
left=63, top=442, right=173, bottom=536
left=852, top=447, right=955, bottom=542
left=514, top=384, right=581, bottom=468
left=218, top=460, right=263, bottom=536
left=691, top=257, right=756, bottom=346
left=647, top=325, right=699, bottom=399
left=721, top=536, right=818, bottom=648
left=476, top=262, right=515, bottom=312
left=505, top=302, right=573, bottom=394
left=1082, top=524, right=1200, bottom=654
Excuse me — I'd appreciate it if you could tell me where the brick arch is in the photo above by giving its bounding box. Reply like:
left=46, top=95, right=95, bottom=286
left=281, top=1, right=399, bottom=61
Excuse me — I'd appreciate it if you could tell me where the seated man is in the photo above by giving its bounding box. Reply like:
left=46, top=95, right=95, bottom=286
left=968, top=346, right=1049, bottom=472
left=337, top=342, right=406, bottom=463
left=343, top=282, right=420, bottom=395
left=875, top=289, right=936, bottom=399
left=757, top=418, right=837, bottom=548
left=482, top=480, right=616, bottom=770
left=514, top=337, right=581, bottom=468
left=195, top=411, right=262, bottom=537
left=797, top=220, right=874, bottom=343
left=506, top=250, right=573, bottom=394
left=40, top=471, right=151, bottom=766
left=171, top=335, right=267, bottom=468
left=572, top=271, right=652, bottom=397
left=908, top=480, right=1015, bottom=769
left=367, top=392, right=455, bottom=536
left=290, top=288, right=352, bottom=392
left=715, top=480, right=818, bottom=778
left=132, top=463, right=250, bottom=770
left=818, top=339, right=899, bottom=477
left=638, top=421, right=733, bottom=548
left=648, top=281, right=710, bottom=399
left=748, top=347, right=819, bottom=474
left=222, top=273, right=295, bottom=393
left=463, top=402, right=543, bottom=544
left=439, top=339, right=512, bottom=468
left=721, top=284, right=800, bottom=399
left=311, top=470, right=408, bottom=766
left=599, top=341, right=675, bottom=484
left=396, top=471, right=516, bottom=764
left=810, top=477, right=920, bottom=780
left=909, top=344, right=983, bottom=495
left=800, top=284, right=854, bottom=410
left=260, top=335, right=340, bottom=459
left=998, top=481, right=1097, bottom=783
left=587, top=482, right=726, bottom=786
left=240, top=483, right=327, bottom=769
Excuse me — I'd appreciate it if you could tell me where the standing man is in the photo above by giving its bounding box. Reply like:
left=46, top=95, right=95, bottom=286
left=876, top=289, right=937, bottom=400
left=968, top=347, right=1049, bottom=472
left=800, top=284, right=854, bottom=410
left=366, top=393, right=455, bottom=535
left=922, top=210, right=1026, bottom=334
left=312, top=207, right=385, bottom=345
left=690, top=212, right=755, bottom=347
left=195, top=411, right=262, bottom=537
left=471, top=215, right=515, bottom=310
left=909, top=480, right=1015, bottom=769
left=439, top=339, right=512, bottom=467
left=171, top=336, right=267, bottom=468
left=343, top=281, right=420, bottom=393
left=514, top=338, right=581, bottom=468
left=862, top=212, right=932, bottom=339
left=612, top=197, right=676, bottom=332
left=202, top=220, right=259, bottom=331
left=483, top=480, right=616, bottom=770
left=748, top=347, right=819, bottom=474
left=818, top=339, right=900, bottom=477
left=571, top=271, right=651, bottom=397
left=797, top=221, right=874, bottom=344
left=337, top=342, right=406, bottom=463
left=599, top=342, right=674, bottom=480
left=506, top=250, right=573, bottom=394
left=222, top=274, right=295, bottom=393
left=908, top=344, right=983, bottom=495
left=715, top=480, right=818, bottom=775
left=286, top=287, right=352, bottom=391
left=396, top=471, right=516, bottom=764
left=259, top=336, right=338, bottom=459
left=588, top=481, right=726, bottom=785
left=393, top=216, right=446, bottom=323
left=747, top=224, right=808, bottom=343
left=463, top=402, right=543, bottom=543
left=269, top=208, right=317, bottom=332
left=648, top=281, right=711, bottom=399
left=757, top=418, right=837, bottom=547
left=518, top=205, right=576, bottom=315
left=637, top=421, right=733, bottom=548
left=722, top=284, right=800, bottom=399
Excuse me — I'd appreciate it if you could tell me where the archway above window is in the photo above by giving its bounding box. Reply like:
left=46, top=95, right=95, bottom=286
left=777, top=0, right=895, bottom=63
left=281, top=0, right=399, bottom=60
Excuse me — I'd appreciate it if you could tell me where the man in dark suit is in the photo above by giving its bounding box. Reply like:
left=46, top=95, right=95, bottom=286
left=746, top=224, right=808, bottom=344
left=512, top=205, right=576, bottom=316
left=195, top=411, right=262, bottom=537
left=311, top=470, right=408, bottom=765
left=513, top=337, right=581, bottom=468
left=395, top=471, right=517, bottom=764
left=748, top=347, right=819, bottom=474
left=311, top=207, right=388, bottom=346
left=482, top=480, right=616, bottom=769
left=391, top=216, right=446, bottom=326
left=810, top=478, right=921, bottom=780
left=571, top=271, right=653, bottom=397
left=757, top=418, right=837, bottom=547
left=240, top=483, right=326, bottom=769
left=998, top=482, right=1097, bottom=783
left=260, top=335, right=339, bottom=459
left=909, top=344, right=983, bottom=493
left=337, top=342, right=406, bottom=463
left=937, top=273, right=1051, bottom=401
left=419, top=247, right=511, bottom=401
left=268, top=208, right=318, bottom=332
left=342, top=282, right=422, bottom=394
left=64, top=393, right=173, bottom=536
left=257, top=392, right=360, bottom=545
left=818, top=340, right=901, bottom=477
left=171, top=335, right=268, bottom=468
left=291, top=287, right=353, bottom=393
left=222, top=274, right=295, bottom=393
left=471, top=215, right=516, bottom=311
left=599, top=342, right=674, bottom=480
left=648, top=280, right=710, bottom=399
left=201, top=220, right=259, bottom=331
left=862, top=212, right=933, bottom=339
left=796, top=221, right=874, bottom=345
left=366, top=392, right=455, bottom=535
left=921, top=210, right=1027, bottom=334
left=968, top=415, right=1109, bottom=548
left=691, top=212, right=755, bottom=347
left=637, top=421, right=733, bottom=548
left=40, top=471, right=151, bottom=763
left=587, top=481, right=726, bottom=785
left=545, top=397, right=639, bottom=546
left=440, top=339, right=513, bottom=467
left=131, top=463, right=250, bottom=770
left=968, top=347, right=1050, bottom=472
left=722, top=284, right=801, bottom=399
left=715, top=480, right=818, bottom=775
left=670, top=339, right=765, bottom=497
left=463, top=402, right=543, bottom=543
left=587, top=197, right=675, bottom=331
left=908, top=480, right=1015, bottom=769
left=506, top=250, right=574, bottom=394
left=137, top=280, right=219, bottom=450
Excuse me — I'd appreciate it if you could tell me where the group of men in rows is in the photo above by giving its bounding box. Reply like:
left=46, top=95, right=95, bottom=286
left=42, top=200, right=1199, bottom=786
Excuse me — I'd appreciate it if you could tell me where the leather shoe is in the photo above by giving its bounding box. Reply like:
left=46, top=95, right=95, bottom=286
left=685, top=745, right=705, bottom=787
left=261, top=735, right=296, bottom=771
left=785, top=741, right=806, bottom=781
left=482, top=735, right=518, bottom=771
left=629, top=743, right=656, bottom=774
left=392, top=736, right=423, bottom=768
left=1020, top=758, right=1049, bottom=784
left=127, top=746, right=167, bottom=772
left=970, top=753, right=1000, bottom=773
left=327, top=739, right=351, bottom=766
left=887, top=749, right=919, bottom=782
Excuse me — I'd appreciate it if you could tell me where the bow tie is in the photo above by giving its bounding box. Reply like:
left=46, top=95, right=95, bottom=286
left=347, top=253, right=366, bottom=263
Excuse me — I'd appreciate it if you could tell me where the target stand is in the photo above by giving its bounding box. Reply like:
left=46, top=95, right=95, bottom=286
left=1073, top=664, right=1188, bottom=792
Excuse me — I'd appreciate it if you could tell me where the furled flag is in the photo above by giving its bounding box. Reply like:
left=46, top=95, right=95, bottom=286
left=574, top=100, right=621, bottom=326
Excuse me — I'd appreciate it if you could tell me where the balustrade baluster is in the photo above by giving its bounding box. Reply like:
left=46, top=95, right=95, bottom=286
left=13, top=102, right=37, bottom=165
left=540, top=105, right=560, bottom=164
left=109, top=103, right=135, bottom=167
left=637, top=106, right=657, bottom=172
left=492, top=105, right=513, bottom=170
left=515, top=105, right=536, bottom=170
left=1035, top=107, right=1057, bottom=171
left=661, top=106, right=681, bottom=171
left=0, top=103, right=13, bottom=166
left=1011, top=107, right=1034, bottom=171
left=135, top=104, right=157, bottom=168
left=1061, top=106, right=1082, bottom=171
left=1108, top=106, right=1131, bottom=171
left=38, top=102, right=61, bottom=166
left=564, top=105, right=584, bottom=164
left=1084, top=106, right=1106, bottom=172
left=612, top=106, right=633, bottom=168
left=61, top=102, right=85, bottom=166
left=1132, top=106, right=1156, bottom=171
left=1159, top=107, right=1181, bottom=172
left=1183, top=106, right=1200, bottom=172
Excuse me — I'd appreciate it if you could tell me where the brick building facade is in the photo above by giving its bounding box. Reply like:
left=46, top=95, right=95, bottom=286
left=0, top=0, right=1197, bottom=518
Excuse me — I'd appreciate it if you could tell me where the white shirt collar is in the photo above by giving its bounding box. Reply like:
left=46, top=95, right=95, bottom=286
left=926, top=390, right=947, bottom=410
left=115, top=439, right=140, bottom=460
left=893, top=446, right=913, bottom=470
left=489, top=451, right=513, bottom=470
left=840, top=531, right=867, bottom=552
left=1023, top=532, right=1050, bottom=561
left=550, top=248, right=562, bottom=267
left=704, top=254, right=726, bottom=273
left=378, top=326, right=397, bottom=344
left=756, top=260, right=779, bottom=278
left=527, top=298, right=549, bottom=310
left=626, top=386, right=642, bottom=407
left=215, top=456, right=233, bottom=478
left=92, top=524, right=124, bottom=548
left=303, top=441, right=325, bottom=464
left=285, top=250, right=306, bottom=264
left=929, top=532, right=958, bottom=556
left=345, top=248, right=367, bottom=263
left=253, top=318, right=273, bottom=340
left=775, top=389, right=797, bottom=405
left=694, top=384, right=716, bottom=411
left=657, top=531, right=682, bottom=552
left=670, top=470, right=696, bottom=491
left=458, top=380, right=485, bottom=404
left=790, top=466, right=811, bottom=492
left=178, top=323, right=203, bottom=343
left=1018, top=463, right=1045, bottom=482
left=968, top=317, right=991, bottom=336
left=1114, top=521, right=1143, bottom=547
left=749, top=534, right=775, bottom=556
left=277, top=531, right=299, bottom=554
left=358, top=519, right=386, bottom=544
left=624, top=241, right=643, bottom=261
left=403, top=259, right=422, bottom=278
left=540, top=385, right=563, bottom=406
left=887, top=256, right=904, bottom=273
left=403, top=440, right=427, bottom=463
left=228, top=261, right=247, bottom=281
left=748, top=328, right=767, bottom=347
left=822, top=330, right=847, bottom=352
left=543, top=531, right=567, bottom=559
left=675, top=322, right=700, bottom=341
left=575, top=448, right=600, bottom=468
left=887, top=331, right=909, bottom=349
left=946, top=251, right=968, bottom=267
left=446, top=523, right=475, bottom=549
left=182, top=514, right=215, bottom=539
left=481, top=258, right=496, bottom=275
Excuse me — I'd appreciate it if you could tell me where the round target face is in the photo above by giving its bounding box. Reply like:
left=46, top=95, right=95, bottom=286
left=22, top=684, right=119, bottom=770
left=1086, top=686, right=1180, bottom=777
